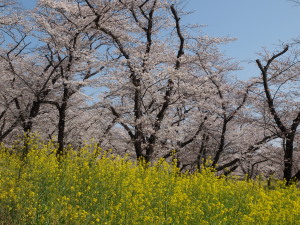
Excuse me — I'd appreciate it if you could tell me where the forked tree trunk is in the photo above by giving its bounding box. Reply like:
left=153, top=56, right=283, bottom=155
left=256, top=46, right=300, bottom=185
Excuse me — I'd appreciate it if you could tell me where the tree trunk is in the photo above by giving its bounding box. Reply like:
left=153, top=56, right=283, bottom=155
left=23, top=101, right=41, bottom=132
left=197, top=133, right=209, bottom=171
left=134, top=136, right=144, bottom=160
left=284, top=134, right=294, bottom=184
left=145, top=135, right=156, bottom=163
left=57, top=102, right=67, bottom=157
left=133, top=78, right=144, bottom=161
left=213, top=119, right=227, bottom=167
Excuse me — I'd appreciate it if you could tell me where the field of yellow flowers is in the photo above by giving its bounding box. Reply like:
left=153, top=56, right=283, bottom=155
left=0, top=139, right=300, bottom=225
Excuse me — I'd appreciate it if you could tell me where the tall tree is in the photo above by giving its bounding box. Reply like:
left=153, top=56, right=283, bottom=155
left=75, top=0, right=244, bottom=163
left=256, top=45, right=300, bottom=184
left=32, top=0, right=105, bottom=156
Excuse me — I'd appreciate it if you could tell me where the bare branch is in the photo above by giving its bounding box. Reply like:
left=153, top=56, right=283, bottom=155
left=170, top=4, right=184, bottom=69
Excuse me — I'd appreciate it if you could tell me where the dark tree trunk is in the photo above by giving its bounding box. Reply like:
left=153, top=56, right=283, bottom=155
left=134, top=137, right=143, bottom=160
left=145, top=136, right=155, bottom=163
left=57, top=102, right=67, bottom=157
left=23, top=100, right=41, bottom=133
left=14, top=98, right=41, bottom=158
left=133, top=78, right=144, bottom=160
left=197, top=133, right=209, bottom=171
left=213, top=119, right=228, bottom=167
left=284, top=134, right=294, bottom=184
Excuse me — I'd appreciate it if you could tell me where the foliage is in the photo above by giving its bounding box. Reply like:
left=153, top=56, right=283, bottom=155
left=0, top=140, right=300, bottom=225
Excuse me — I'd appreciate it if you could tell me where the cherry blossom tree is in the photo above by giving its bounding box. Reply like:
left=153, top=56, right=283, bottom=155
left=31, top=0, right=105, bottom=156
left=0, top=0, right=32, bottom=144
left=2, top=0, right=300, bottom=183
left=77, top=0, right=240, bottom=163
left=255, top=45, right=300, bottom=184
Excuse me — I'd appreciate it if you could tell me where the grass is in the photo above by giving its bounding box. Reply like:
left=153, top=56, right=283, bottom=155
left=0, top=138, right=300, bottom=224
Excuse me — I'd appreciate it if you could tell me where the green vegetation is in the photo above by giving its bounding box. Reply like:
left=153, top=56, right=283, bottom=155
left=0, top=139, right=300, bottom=225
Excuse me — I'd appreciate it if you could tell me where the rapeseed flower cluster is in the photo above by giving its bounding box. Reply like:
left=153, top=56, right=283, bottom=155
left=0, top=138, right=300, bottom=224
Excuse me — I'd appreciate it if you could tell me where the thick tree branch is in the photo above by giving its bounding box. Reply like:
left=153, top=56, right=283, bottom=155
left=109, top=106, right=135, bottom=140
left=247, top=134, right=278, bottom=152
left=256, top=46, right=289, bottom=134
left=178, top=116, right=207, bottom=148
left=216, top=158, right=240, bottom=172
left=170, top=4, right=184, bottom=69
left=222, top=165, right=239, bottom=176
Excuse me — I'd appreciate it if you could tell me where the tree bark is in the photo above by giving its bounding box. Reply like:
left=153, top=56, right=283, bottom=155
left=283, top=134, right=294, bottom=184
left=57, top=102, right=67, bottom=157
left=213, top=119, right=227, bottom=167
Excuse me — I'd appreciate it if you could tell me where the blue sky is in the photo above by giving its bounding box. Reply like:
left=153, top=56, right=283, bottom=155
left=21, top=0, right=300, bottom=80
left=184, top=0, right=300, bottom=79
